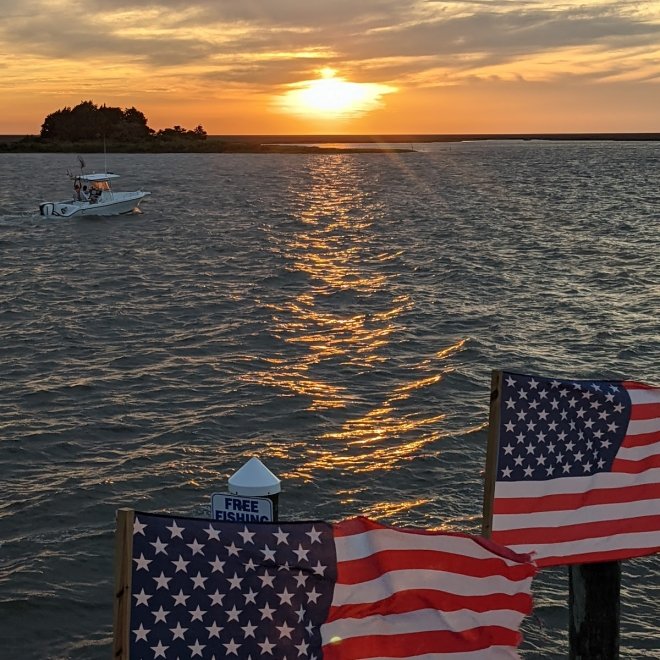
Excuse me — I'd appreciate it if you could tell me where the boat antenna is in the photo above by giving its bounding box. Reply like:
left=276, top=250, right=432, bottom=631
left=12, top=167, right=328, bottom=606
left=103, top=133, right=107, bottom=174
left=77, top=156, right=86, bottom=174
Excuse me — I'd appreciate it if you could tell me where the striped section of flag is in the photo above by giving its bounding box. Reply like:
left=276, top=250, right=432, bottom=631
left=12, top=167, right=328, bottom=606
left=488, top=373, right=660, bottom=567
left=321, top=517, right=536, bottom=659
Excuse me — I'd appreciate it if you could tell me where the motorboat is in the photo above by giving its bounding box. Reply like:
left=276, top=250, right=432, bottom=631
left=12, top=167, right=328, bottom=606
left=39, top=167, right=150, bottom=218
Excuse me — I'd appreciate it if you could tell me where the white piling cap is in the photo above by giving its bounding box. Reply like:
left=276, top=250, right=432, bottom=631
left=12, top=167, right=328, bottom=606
left=228, top=457, right=281, bottom=496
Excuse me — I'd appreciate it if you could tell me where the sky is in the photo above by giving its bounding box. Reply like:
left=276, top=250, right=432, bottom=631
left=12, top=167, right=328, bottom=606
left=1, top=0, right=659, bottom=135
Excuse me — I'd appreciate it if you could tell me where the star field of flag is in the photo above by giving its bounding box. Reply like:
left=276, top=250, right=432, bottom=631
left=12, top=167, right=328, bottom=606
left=129, top=512, right=336, bottom=659
left=497, top=373, right=630, bottom=481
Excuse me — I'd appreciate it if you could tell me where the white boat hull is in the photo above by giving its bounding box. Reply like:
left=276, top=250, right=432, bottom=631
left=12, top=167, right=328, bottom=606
left=40, top=191, right=150, bottom=218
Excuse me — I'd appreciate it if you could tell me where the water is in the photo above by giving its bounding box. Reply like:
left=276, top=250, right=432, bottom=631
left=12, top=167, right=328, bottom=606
left=0, top=142, right=659, bottom=659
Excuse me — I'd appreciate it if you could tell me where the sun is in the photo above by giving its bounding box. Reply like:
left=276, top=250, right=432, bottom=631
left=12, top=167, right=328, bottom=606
left=276, top=68, right=396, bottom=120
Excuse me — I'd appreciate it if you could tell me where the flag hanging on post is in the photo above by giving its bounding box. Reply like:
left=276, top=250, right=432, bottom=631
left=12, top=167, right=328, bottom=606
left=482, top=371, right=660, bottom=567
left=114, top=511, right=536, bottom=659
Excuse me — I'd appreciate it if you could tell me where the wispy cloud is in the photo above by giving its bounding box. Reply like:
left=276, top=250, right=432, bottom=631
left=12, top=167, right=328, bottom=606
left=0, top=0, right=658, bottom=131
left=2, top=1, right=659, bottom=82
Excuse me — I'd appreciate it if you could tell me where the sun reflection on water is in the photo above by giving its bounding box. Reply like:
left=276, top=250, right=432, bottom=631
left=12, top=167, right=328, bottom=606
left=243, top=158, right=470, bottom=499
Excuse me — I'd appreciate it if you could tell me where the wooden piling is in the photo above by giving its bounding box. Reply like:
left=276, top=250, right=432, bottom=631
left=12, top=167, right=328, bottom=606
left=481, top=369, right=502, bottom=538
left=113, top=508, right=134, bottom=660
left=568, top=561, right=621, bottom=659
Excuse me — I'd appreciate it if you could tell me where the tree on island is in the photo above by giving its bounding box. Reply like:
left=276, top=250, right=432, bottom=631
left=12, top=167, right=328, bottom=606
left=156, top=124, right=207, bottom=140
left=39, top=101, right=207, bottom=142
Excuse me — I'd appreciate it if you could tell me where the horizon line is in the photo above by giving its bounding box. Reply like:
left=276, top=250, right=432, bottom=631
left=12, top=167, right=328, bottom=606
left=212, top=132, right=660, bottom=142
left=2, top=131, right=660, bottom=144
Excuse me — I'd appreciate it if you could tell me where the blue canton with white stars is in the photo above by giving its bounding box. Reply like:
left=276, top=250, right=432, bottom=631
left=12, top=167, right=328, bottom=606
left=497, top=373, right=631, bottom=481
left=129, top=513, right=336, bottom=660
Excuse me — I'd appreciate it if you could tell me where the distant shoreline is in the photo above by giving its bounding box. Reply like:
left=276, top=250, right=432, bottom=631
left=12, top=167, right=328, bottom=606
left=210, top=133, right=660, bottom=144
left=1, top=132, right=658, bottom=154
left=0, top=136, right=412, bottom=154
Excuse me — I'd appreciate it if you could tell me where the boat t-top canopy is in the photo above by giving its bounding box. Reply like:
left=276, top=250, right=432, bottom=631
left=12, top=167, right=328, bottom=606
left=77, top=172, right=121, bottom=182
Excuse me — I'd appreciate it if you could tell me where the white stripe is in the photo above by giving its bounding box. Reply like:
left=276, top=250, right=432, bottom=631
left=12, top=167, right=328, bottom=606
left=351, top=650, right=520, bottom=660
left=627, top=417, right=660, bottom=437
left=335, top=529, right=522, bottom=565
left=629, top=388, right=660, bottom=405
left=505, top=529, right=660, bottom=560
left=331, top=570, right=534, bottom=605
left=494, top=467, right=660, bottom=498
left=493, top=497, right=660, bottom=530
left=321, top=608, right=527, bottom=642
left=617, top=441, right=660, bottom=461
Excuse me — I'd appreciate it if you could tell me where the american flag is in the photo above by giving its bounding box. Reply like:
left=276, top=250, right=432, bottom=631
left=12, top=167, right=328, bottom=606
left=119, top=512, right=536, bottom=659
left=486, top=371, right=660, bottom=567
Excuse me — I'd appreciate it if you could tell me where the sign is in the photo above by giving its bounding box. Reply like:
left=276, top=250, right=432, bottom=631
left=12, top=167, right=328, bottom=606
left=211, top=492, right=274, bottom=523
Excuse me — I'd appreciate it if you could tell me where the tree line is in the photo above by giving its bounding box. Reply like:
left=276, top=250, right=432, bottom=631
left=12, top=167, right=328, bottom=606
left=39, top=101, right=207, bottom=142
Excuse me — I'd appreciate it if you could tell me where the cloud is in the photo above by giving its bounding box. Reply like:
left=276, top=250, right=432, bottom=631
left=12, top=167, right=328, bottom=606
left=0, top=0, right=658, bottom=89
left=338, top=6, right=660, bottom=60
left=81, top=0, right=409, bottom=29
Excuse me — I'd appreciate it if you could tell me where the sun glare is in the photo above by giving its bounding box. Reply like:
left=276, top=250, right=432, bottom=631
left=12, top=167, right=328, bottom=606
left=277, top=69, right=396, bottom=120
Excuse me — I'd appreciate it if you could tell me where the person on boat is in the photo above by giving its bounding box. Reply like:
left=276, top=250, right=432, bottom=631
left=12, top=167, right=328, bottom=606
left=80, top=185, right=89, bottom=202
left=73, top=182, right=81, bottom=200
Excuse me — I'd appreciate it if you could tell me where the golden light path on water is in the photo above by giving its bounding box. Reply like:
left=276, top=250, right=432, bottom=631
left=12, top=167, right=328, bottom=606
left=242, top=157, right=479, bottom=517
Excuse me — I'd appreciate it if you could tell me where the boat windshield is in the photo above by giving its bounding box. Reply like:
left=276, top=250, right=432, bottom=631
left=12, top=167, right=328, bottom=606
left=89, top=180, right=111, bottom=192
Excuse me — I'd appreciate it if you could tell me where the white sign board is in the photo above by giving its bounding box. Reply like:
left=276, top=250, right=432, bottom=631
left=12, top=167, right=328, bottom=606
left=211, top=492, right=274, bottom=523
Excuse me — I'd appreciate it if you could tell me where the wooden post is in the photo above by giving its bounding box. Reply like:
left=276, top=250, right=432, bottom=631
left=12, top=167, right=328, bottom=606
left=569, top=561, right=621, bottom=659
left=481, top=369, right=502, bottom=538
left=113, top=508, right=134, bottom=660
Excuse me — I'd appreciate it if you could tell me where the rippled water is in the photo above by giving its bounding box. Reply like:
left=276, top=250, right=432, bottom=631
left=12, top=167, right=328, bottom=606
left=0, top=142, right=659, bottom=659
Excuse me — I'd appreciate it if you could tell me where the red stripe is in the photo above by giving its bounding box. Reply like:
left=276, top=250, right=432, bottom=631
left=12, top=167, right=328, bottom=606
left=468, top=535, right=536, bottom=564
left=624, top=381, right=658, bottom=390
left=333, top=517, right=485, bottom=540
left=622, top=429, right=660, bottom=447
left=492, top=514, right=660, bottom=546
left=333, top=517, right=438, bottom=538
left=630, top=402, right=660, bottom=420
left=493, top=482, right=660, bottom=514
left=333, top=517, right=534, bottom=564
left=534, top=544, right=660, bottom=567
left=322, top=627, right=522, bottom=659
left=612, top=453, right=660, bottom=473
left=336, top=549, right=535, bottom=585
left=327, top=589, right=533, bottom=621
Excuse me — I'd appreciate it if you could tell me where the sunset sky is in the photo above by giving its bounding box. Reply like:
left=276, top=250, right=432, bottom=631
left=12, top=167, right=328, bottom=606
left=1, top=0, right=659, bottom=135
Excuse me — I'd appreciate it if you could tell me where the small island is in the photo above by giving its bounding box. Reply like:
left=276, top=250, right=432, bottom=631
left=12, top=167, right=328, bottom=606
left=3, top=102, right=658, bottom=153
left=0, top=101, right=412, bottom=154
